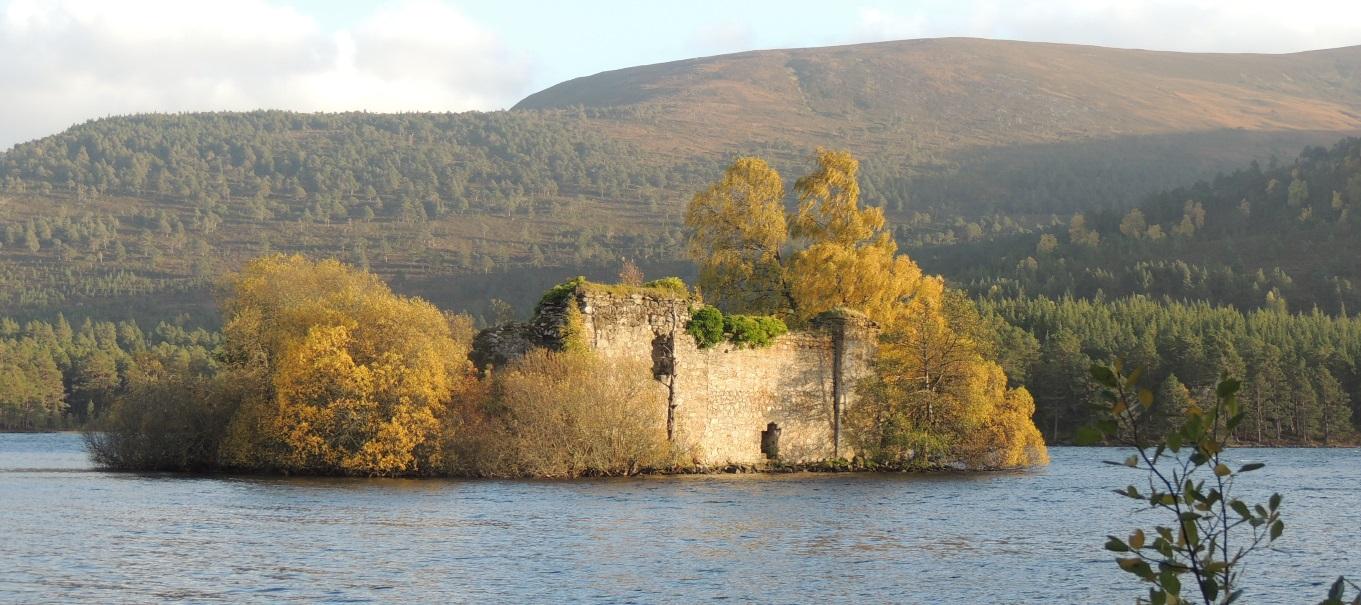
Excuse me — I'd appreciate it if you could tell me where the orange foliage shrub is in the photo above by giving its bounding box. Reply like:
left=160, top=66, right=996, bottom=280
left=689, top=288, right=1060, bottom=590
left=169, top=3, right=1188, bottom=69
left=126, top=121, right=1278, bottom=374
left=217, top=255, right=470, bottom=476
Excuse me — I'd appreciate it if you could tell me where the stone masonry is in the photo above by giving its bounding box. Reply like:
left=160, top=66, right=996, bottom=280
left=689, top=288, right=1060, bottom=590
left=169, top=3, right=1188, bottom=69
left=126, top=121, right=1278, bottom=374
left=471, top=284, right=879, bottom=466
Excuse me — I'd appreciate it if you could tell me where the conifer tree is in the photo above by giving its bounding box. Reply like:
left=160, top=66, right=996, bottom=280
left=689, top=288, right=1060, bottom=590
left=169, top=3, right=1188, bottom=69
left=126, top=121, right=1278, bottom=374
left=1315, top=366, right=1352, bottom=444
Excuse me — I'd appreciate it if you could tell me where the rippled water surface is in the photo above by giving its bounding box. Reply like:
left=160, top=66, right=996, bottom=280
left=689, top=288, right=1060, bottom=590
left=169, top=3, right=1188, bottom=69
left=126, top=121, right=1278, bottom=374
left=1, top=433, right=1358, bottom=603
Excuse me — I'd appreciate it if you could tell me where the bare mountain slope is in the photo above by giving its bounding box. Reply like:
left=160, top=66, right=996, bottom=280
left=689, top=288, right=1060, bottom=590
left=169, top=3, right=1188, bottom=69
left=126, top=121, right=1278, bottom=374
left=515, top=38, right=1361, bottom=157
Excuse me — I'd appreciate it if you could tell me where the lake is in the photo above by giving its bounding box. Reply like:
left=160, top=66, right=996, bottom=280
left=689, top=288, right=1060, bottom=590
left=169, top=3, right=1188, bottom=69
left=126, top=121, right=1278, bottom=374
left=1, top=433, right=1357, bottom=603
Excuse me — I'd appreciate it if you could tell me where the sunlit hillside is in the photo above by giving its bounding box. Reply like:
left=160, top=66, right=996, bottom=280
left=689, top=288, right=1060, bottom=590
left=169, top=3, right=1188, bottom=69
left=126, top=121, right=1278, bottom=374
left=2, top=39, right=1361, bottom=322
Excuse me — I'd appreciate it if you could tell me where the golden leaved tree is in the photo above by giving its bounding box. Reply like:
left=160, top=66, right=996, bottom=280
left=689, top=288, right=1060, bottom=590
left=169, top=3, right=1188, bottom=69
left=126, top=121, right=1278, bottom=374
left=683, top=157, right=793, bottom=314
left=218, top=255, right=468, bottom=476
left=686, top=149, right=923, bottom=324
left=788, top=151, right=922, bottom=322
left=686, top=150, right=1047, bottom=468
left=858, top=287, right=1048, bottom=467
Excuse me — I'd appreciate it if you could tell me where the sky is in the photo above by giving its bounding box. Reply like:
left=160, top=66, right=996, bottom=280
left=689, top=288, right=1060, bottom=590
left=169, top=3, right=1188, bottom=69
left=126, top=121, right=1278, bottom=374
left=2, top=0, right=1361, bottom=150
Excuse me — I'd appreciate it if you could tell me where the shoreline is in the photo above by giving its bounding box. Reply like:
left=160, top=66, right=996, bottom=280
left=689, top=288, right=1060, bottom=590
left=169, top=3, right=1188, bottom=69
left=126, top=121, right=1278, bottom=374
left=10, top=430, right=1356, bottom=448
left=6, top=433, right=1355, bottom=480
left=0, top=430, right=84, bottom=434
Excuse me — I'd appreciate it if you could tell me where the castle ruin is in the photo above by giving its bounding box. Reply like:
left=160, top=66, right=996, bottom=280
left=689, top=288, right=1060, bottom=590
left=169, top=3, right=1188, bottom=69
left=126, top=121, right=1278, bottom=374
left=472, top=283, right=879, bottom=466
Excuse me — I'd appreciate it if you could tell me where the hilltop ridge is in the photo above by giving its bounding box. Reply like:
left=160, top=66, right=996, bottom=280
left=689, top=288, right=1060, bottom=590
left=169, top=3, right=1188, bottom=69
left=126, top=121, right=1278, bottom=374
left=515, top=38, right=1361, bottom=156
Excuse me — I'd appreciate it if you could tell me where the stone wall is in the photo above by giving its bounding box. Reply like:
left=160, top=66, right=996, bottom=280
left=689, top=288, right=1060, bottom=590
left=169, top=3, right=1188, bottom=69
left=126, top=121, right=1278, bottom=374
left=473, top=285, right=879, bottom=466
left=668, top=330, right=842, bottom=464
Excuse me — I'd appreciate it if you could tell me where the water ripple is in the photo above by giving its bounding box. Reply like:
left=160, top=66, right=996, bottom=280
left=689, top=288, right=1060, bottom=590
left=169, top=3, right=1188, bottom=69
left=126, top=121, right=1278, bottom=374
left=1, top=433, right=1358, bottom=604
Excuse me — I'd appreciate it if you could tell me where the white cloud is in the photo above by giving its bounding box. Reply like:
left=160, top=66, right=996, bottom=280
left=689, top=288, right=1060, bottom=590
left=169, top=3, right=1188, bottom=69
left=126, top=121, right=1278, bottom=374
left=851, top=1, right=1361, bottom=53
left=0, top=0, right=531, bottom=150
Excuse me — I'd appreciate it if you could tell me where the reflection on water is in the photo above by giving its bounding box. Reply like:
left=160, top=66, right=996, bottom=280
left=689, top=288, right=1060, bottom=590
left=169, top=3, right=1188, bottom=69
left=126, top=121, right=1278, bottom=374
left=1, top=433, right=1358, bottom=603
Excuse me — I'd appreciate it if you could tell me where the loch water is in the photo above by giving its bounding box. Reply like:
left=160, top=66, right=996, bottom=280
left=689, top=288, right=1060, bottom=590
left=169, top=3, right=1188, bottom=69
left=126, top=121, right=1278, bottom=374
left=1, top=433, right=1358, bottom=604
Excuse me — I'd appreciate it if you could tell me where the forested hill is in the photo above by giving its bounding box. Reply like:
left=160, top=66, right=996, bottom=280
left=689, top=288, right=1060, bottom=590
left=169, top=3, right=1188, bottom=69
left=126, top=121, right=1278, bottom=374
left=2, top=39, right=1361, bottom=323
left=0, top=110, right=703, bottom=323
left=925, top=137, right=1361, bottom=315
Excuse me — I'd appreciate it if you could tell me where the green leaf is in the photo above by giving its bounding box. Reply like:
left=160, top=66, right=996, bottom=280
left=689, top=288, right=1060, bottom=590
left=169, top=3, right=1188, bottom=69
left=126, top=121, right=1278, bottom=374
left=1270, top=493, right=1283, bottom=511
left=1105, top=536, right=1130, bottom=552
left=1270, top=519, right=1284, bottom=540
left=1075, top=425, right=1104, bottom=446
left=1216, top=378, right=1241, bottom=398
left=1156, top=539, right=1173, bottom=558
left=1226, top=411, right=1247, bottom=430
left=1097, top=419, right=1119, bottom=436
left=1166, top=431, right=1182, bottom=451
left=1330, top=576, right=1347, bottom=601
left=1090, top=364, right=1117, bottom=387
left=1205, top=489, right=1222, bottom=506
left=1159, top=569, right=1181, bottom=595
left=1238, top=462, right=1265, bottom=473
left=1117, top=557, right=1154, bottom=580
left=1230, top=500, right=1252, bottom=520
left=1225, top=396, right=1241, bottom=419
left=1214, top=463, right=1231, bottom=477
left=1183, top=417, right=1204, bottom=440
left=1202, top=579, right=1220, bottom=601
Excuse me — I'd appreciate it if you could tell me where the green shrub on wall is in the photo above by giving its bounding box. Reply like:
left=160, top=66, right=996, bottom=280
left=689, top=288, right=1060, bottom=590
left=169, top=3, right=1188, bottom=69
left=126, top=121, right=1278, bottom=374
left=538, top=276, right=587, bottom=314
left=686, top=306, right=725, bottom=348
left=725, top=314, right=788, bottom=348
left=641, top=277, right=687, bottom=297
left=686, top=306, right=787, bottom=349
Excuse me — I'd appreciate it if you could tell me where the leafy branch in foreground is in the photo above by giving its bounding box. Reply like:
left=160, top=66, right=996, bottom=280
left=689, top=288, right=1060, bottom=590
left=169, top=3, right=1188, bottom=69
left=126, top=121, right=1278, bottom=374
left=1081, top=362, right=1357, bottom=605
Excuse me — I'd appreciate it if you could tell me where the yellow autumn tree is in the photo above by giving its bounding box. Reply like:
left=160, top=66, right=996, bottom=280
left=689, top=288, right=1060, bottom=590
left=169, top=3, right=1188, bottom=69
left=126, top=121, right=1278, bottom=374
left=790, top=148, right=878, bottom=246
left=981, top=387, right=1049, bottom=468
left=217, top=255, right=468, bottom=476
left=683, top=157, right=794, bottom=314
left=685, top=149, right=924, bottom=323
left=688, top=149, right=1047, bottom=468
left=788, top=149, right=924, bottom=323
left=852, top=287, right=1048, bottom=468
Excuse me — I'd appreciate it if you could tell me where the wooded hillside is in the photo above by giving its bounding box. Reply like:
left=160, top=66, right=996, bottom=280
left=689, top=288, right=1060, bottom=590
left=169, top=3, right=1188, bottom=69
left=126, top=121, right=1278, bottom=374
left=1, top=38, right=1360, bottom=324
